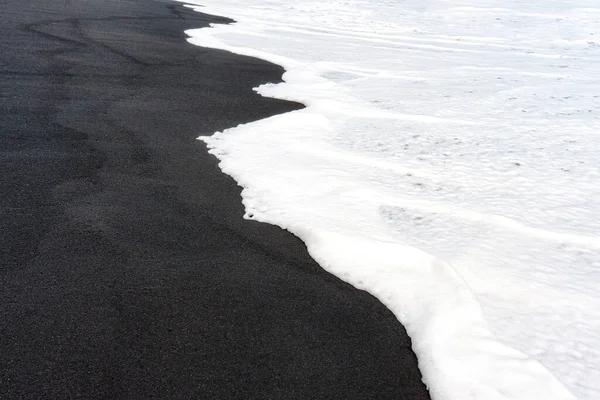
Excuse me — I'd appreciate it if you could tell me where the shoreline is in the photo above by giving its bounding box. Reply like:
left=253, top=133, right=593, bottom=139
left=0, top=1, right=430, bottom=398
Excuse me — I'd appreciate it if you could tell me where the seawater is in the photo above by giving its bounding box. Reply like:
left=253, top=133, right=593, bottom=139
left=181, top=1, right=600, bottom=398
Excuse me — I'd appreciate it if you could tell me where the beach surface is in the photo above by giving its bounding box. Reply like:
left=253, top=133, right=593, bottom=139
left=0, top=0, right=430, bottom=398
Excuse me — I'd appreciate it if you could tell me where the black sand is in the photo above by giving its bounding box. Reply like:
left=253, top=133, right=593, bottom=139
left=0, top=0, right=430, bottom=398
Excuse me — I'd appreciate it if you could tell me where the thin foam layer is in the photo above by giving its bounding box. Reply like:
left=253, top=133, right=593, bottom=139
left=181, top=0, right=600, bottom=398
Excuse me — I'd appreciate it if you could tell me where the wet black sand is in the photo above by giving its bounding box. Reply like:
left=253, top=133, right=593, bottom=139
left=0, top=1, right=430, bottom=398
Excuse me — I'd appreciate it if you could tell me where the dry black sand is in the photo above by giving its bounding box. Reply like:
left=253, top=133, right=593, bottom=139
left=0, top=0, right=430, bottom=398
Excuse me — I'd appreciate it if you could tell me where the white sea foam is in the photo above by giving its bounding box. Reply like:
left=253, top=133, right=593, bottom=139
left=181, top=1, right=600, bottom=398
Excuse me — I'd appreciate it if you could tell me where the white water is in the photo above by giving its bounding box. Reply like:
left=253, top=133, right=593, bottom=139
left=181, top=1, right=600, bottom=398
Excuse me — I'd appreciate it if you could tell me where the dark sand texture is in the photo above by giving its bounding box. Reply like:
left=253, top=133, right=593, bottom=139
left=0, top=0, right=430, bottom=398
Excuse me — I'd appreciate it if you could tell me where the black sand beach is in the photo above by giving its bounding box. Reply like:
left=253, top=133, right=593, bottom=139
left=0, top=0, right=430, bottom=398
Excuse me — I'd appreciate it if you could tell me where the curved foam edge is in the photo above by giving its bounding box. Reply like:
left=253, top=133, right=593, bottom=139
left=301, top=230, right=574, bottom=400
left=179, top=2, right=576, bottom=399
